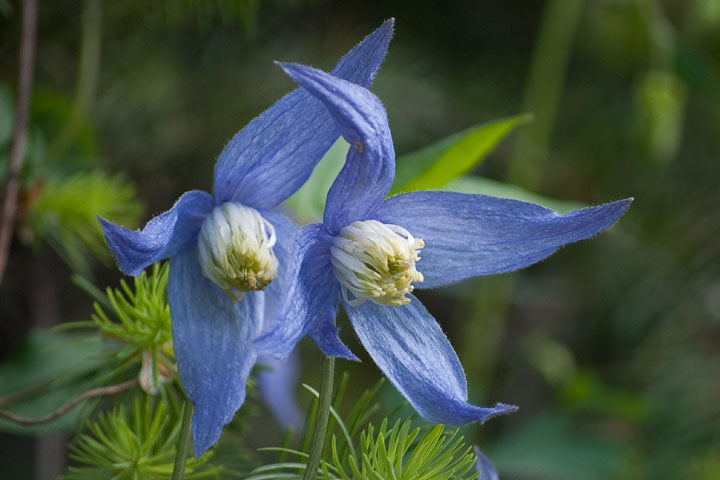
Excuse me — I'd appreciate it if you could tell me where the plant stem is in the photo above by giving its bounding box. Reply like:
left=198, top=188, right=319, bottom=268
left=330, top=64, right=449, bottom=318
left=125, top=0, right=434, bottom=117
left=0, top=0, right=38, bottom=286
left=46, top=0, right=102, bottom=162
left=303, top=355, right=335, bottom=480
left=0, top=378, right=137, bottom=425
left=507, top=0, right=583, bottom=191
left=172, top=399, right=194, bottom=480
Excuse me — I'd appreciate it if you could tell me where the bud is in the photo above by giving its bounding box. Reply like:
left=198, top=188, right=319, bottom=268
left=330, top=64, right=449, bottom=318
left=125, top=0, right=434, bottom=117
left=197, top=202, right=278, bottom=301
left=330, top=220, right=424, bottom=307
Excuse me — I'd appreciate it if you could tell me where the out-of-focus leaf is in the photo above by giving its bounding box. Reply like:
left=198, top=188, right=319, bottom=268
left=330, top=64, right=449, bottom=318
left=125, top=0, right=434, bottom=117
left=559, top=370, right=652, bottom=423
left=25, top=171, right=143, bottom=275
left=634, top=70, right=687, bottom=163
left=0, top=0, right=12, bottom=17
left=392, top=113, right=531, bottom=193
left=283, top=138, right=349, bottom=224
left=0, top=330, right=110, bottom=434
left=0, top=84, right=12, bottom=147
left=488, top=412, right=626, bottom=480
left=444, top=175, right=583, bottom=214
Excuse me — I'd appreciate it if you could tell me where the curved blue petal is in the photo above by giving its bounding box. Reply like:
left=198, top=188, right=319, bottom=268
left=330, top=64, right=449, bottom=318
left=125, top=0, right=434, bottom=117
left=258, top=352, right=303, bottom=431
left=169, top=244, right=264, bottom=457
left=279, top=63, right=395, bottom=234
left=307, top=303, right=357, bottom=361
left=213, top=20, right=394, bottom=208
left=376, top=192, right=632, bottom=288
left=255, top=224, right=356, bottom=360
left=474, top=447, right=499, bottom=480
left=100, top=190, right=213, bottom=276
left=257, top=209, right=297, bottom=322
left=346, top=295, right=516, bottom=424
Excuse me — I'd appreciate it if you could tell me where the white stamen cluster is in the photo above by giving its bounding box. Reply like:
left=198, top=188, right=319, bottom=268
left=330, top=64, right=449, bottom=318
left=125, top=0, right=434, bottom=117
left=331, top=219, right=424, bottom=307
left=197, top=202, right=278, bottom=301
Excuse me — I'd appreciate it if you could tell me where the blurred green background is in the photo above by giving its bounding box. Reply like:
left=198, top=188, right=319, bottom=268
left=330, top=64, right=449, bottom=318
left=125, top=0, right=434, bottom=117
left=1, top=0, right=719, bottom=478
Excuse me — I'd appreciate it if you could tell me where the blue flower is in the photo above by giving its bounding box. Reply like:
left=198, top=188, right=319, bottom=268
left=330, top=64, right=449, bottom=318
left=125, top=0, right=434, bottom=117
left=260, top=63, right=632, bottom=427
left=98, top=20, right=394, bottom=457
left=257, top=352, right=303, bottom=432
left=474, top=447, right=499, bottom=480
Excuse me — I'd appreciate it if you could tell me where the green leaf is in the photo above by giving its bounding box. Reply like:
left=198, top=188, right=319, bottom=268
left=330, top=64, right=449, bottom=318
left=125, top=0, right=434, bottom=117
left=63, top=395, right=223, bottom=479
left=488, top=412, right=626, bottom=480
left=0, top=330, right=109, bottom=434
left=283, top=138, right=349, bottom=224
left=0, top=84, right=12, bottom=147
left=444, top=175, right=583, bottom=214
left=392, top=113, right=531, bottom=194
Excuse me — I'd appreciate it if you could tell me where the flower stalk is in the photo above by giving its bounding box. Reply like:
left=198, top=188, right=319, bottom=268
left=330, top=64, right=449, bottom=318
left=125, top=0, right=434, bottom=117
left=172, top=399, right=194, bottom=480
left=303, top=355, right=335, bottom=480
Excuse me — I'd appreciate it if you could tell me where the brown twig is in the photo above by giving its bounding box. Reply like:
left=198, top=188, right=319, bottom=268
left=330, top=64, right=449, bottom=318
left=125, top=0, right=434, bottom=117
left=0, top=0, right=38, bottom=285
left=0, top=378, right=138, bottom=425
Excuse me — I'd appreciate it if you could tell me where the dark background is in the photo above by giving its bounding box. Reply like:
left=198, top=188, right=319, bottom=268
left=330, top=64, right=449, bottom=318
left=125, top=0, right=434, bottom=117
left=1, top=0, right=719, bottom=478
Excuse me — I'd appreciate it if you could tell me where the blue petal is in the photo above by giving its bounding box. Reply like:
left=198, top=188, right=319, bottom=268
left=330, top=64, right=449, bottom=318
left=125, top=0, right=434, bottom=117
left=257, top=209, right=297, bottom=321
left=346, top=295, right=517, bottom=424
left=279, top=63, right=395, bottom=234
left=308, top=305, right=357, bottom=361
left=169, top=244, right=264, bottom=457
left=474, top=447, right=499, bottom=480
left=255, top=224, right=356, bottom=360
left=213, top=20, right=394, bottom=208
left=376, top=192, right=632, bottom=288
left=257, top=352, right=303, bottom=431
left=100, top=190, right=213, bottom=276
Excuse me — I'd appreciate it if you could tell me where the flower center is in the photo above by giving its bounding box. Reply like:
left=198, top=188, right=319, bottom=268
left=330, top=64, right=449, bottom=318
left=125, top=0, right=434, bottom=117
left=197, top=202, right=278, bottom=301
left=330, top=219, right=424, bottom=307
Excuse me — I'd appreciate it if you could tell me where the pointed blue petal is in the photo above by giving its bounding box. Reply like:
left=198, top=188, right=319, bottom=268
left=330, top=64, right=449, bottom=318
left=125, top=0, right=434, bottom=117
left=258, top=352, right=303, bottom=431
left=100, top=190, right=213, bottom=276
left=376, top=192, right=632, bottom=288
left=279, top=63, right=394, bottom=234
left=169, top=244, right=264, bottom=457
left=308, top=300, right=358, bottom=361
left=213, top=20, right=394, bottom=208
left=346, top=295, right=516, bottom=425
left=255, top=224, right=355, bottom=360
left=474, top=447, right=499, bottom=480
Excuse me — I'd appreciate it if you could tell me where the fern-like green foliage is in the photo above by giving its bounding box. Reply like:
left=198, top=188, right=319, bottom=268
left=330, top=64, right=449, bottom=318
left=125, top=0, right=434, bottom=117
left=25, top=171, right=142, bottom=275
left=248, top=376, right=479, bottom=480
left=64, top=395, right=222, bottom=479
left=91, top=263, right=174, bottom=390
left=251, top=419, right=479, bottom=480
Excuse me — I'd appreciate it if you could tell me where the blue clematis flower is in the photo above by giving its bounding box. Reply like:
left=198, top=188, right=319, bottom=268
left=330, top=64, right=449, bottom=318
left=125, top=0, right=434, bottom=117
left=98, top=20, right=394, bottom=457
left=257, top=352, right=303, bottom=432
left=260, top=63, right=632, bottom=427
left=474, top=447, right=499, bottom=480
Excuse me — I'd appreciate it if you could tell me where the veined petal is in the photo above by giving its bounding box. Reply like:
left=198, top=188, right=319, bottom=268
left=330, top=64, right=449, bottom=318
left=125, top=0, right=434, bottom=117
left=257, top=209, right=297, bottom=321
left=346, top=295, right=516, bottom=424
left=213, top=20, right=394, bottom=208
left=255, top=224, right=356, bottom=360
left=376, top=192, right=632, bottom=288
left=100, top=190, right=213, bottom=276
left=169, top=244, right=264, bottom=457
left=279, top=63, right=394, bottom=234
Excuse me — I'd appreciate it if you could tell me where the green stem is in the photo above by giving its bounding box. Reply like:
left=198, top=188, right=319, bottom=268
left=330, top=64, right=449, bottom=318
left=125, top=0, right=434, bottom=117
left=507, top=0, right=583, bottom=191
left=46, top=0, right=102, bottom=162
left=303, top=355, right=335, bottom=480
left=172, top=399, right=194, bottom=480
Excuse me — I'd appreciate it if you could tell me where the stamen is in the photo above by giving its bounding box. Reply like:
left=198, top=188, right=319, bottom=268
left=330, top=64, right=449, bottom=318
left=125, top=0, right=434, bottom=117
left=197, top=202, right=279, bottom=301
left=330, top=219, right=424, bottom=307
